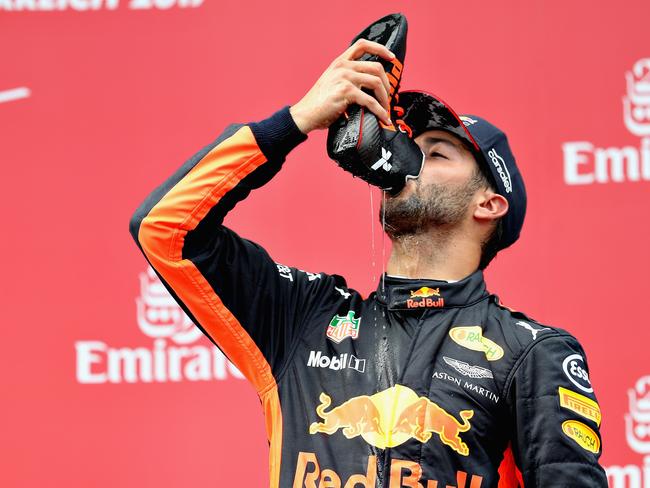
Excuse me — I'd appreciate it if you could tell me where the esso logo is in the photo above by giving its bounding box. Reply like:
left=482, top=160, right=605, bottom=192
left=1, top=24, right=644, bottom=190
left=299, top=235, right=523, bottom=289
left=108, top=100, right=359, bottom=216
left=562, top=354, right=593, bottom=393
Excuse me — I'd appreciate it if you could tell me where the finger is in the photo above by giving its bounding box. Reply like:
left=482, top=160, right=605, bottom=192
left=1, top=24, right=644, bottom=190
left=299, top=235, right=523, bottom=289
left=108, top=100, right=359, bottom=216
left=347, top=60, right=391, bottom=98
left=343, top=38, right=395, bottom=62
left=348, top=87, right=390, bottom=125
left=346, top=71, right=390, bottom=114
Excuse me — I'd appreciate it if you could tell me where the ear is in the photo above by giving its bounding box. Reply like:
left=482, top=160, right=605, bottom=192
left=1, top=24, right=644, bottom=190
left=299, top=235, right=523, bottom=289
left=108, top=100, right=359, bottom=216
left=473, top=191, right=508, bottom=222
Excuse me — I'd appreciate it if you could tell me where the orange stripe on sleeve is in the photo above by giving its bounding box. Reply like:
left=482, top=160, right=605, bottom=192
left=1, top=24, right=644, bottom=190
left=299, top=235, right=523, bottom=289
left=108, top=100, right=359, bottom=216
left=138, top=125, right=285, bottom=487
left=263, top=389, right=283, bottom=488
left=138, top=125, right=272, bottom=393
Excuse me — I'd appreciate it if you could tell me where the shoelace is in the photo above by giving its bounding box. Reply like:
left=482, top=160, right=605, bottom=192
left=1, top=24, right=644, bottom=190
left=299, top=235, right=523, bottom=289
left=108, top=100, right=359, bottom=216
left=341, top=93, right=414, bottom=138
left=392, top=93, right=413, bottom=138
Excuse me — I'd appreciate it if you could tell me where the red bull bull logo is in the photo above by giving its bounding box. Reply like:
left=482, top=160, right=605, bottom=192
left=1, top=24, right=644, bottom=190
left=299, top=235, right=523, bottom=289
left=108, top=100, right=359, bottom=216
left=407, top=287, right=444, bottom=309
left=410, top=287, right=441, bottom=298
left=293, top=451, right=484, bottom=488
left=309, top=385, right=473, bottom=455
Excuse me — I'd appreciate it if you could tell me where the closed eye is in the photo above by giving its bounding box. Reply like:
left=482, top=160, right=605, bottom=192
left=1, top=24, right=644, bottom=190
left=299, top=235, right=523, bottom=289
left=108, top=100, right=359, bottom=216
left=429, top=151, right=447, bottom=159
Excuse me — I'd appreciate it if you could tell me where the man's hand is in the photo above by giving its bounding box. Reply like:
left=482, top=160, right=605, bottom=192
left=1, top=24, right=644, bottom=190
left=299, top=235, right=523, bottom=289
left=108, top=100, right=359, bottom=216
left=290, top=39, right=395, bottom=134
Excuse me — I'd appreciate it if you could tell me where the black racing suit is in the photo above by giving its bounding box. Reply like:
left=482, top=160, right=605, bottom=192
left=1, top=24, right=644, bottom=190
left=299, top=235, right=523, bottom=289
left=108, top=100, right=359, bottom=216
left=129, top=107, right=608, bottom=487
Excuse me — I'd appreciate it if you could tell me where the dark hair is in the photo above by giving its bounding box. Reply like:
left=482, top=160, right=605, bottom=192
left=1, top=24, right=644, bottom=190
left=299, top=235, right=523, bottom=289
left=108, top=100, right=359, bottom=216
left=473, top=159, right=504, bottom=270
left=479, top=219, right=503, bottom=270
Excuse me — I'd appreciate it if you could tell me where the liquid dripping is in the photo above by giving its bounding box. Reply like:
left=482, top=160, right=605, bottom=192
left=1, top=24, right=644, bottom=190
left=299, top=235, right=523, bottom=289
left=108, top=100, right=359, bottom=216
left=370, top=187, right=379, bottom=358
left=369, top=184, right=377, bottom=287
left=381, top=190, right=387, bottom=294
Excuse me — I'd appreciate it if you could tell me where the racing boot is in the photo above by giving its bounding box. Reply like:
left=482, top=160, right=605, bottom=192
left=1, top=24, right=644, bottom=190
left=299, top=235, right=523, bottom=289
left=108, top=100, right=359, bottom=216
left=327, top=13, right=424, bottom=195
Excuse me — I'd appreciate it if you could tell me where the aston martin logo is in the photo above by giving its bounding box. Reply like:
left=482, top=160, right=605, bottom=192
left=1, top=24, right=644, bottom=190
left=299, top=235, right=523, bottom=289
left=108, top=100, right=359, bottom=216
left=443, top=356, right=493, bottom=379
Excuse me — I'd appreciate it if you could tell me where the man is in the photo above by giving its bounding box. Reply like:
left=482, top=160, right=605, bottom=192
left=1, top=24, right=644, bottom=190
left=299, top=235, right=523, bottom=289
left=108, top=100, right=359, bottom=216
left=130, top=37, right=607, bottom=487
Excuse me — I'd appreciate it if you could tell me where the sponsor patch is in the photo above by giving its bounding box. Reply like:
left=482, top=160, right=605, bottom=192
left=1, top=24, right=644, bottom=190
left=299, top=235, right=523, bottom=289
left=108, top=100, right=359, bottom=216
left=410, top=287, right=440, bottom=298
left=487, top=148, right=513, bottom=193
left=558, top=387, right=601, bottom=426
left=562, top=354, right=593, bottom=393
left=326, top=311, right=361, bottom=343
left=293, top=452, right=484, bottom=488
left=432, top=371, right=500, bottom=404
left=334, top=286, right=351, bottom=299
left=276, top=263, right=294, bottom=281
left=370, top=147, right=392, bottom=171
left=459, top=115, right=478, bottom=126
left=516, top=320, right=549, bottom=340
left=562, top=420, right=600, bottom=453
left=309, top=385, right=473, bottom=455
left=449, top=326, right=504, bottom=361
left=406, top=287, right=444, bottom=309
left=307, top=351, right=366, bottom=373
left=443, top=356, right=494, bottom=379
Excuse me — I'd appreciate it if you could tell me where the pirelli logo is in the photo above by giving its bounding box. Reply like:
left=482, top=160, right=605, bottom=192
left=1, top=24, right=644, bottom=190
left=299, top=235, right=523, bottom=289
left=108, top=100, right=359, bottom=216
left=558, top=386, right=601, bottom=426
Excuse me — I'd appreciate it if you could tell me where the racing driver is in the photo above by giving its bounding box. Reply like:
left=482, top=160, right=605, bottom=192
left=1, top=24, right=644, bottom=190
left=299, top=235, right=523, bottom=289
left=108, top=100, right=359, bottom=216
left=129, top=36, right=608, bottom=487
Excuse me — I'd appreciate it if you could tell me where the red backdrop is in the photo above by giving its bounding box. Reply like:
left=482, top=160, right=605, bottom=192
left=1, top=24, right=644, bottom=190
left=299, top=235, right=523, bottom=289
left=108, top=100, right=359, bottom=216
left=2, top=1, right=649, bottom=486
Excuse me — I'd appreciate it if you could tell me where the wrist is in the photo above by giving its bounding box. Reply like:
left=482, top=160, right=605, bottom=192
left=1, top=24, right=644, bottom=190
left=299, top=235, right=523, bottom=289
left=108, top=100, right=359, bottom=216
left=289, top=104, right=313, bottom=135
left=249, top=106, right=308, bottom=163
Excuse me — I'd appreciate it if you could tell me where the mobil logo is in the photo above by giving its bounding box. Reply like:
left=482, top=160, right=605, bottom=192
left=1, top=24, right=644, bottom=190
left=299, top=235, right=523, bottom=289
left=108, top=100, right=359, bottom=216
left=307, top=351, right=366, bottom=373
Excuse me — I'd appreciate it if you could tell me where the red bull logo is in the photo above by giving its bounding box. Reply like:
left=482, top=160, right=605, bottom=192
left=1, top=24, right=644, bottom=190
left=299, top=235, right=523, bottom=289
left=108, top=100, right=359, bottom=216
left=406, top=297, right=445, bottom=309
left=410, top=287, right=441, bottom=298
left=309, top=385, right=473, bottom=455
left=407, top=287, right=444, bottom=309
left=406, top=286, right=445, bottom=308
left=293, top=451, right=484, bottom=488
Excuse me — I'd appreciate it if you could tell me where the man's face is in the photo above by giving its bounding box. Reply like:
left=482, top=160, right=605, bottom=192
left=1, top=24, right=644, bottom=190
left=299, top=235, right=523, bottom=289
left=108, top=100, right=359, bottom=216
left=381, top=129, right=486, bottom=238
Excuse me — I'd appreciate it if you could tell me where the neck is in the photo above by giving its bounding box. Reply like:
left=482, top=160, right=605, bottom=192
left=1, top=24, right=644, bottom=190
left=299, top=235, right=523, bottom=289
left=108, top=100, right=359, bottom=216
left=386, top=227, right=481, bottom=281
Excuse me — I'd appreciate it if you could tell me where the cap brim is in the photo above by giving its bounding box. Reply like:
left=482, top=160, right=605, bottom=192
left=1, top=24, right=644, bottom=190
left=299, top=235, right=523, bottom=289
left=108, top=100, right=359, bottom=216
left=399, top=90, right=480, bottom=153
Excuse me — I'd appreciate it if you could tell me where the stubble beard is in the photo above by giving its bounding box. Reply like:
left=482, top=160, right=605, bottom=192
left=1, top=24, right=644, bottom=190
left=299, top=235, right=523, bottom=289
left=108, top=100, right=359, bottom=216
left=381, top=171, right=483, bottom=240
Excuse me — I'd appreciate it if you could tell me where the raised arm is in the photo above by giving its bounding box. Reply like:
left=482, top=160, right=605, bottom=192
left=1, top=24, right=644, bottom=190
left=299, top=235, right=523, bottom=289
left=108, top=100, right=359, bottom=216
left=129, top=109, right=308, bottom=393
left=129, top=39, right=395, bottom=394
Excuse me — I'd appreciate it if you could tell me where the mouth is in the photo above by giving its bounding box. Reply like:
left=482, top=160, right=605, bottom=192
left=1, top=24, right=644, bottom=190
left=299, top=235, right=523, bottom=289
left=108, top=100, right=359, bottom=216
left=386, top=179, right=417, bottom=200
